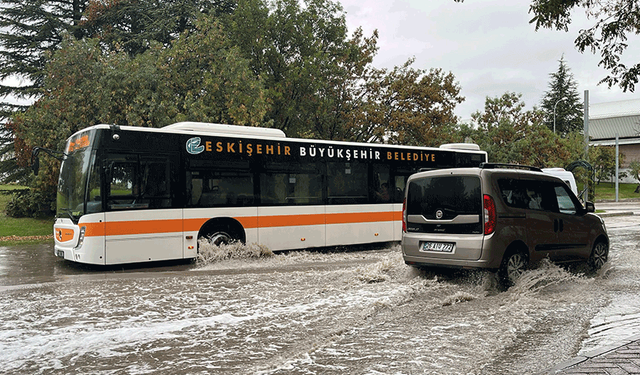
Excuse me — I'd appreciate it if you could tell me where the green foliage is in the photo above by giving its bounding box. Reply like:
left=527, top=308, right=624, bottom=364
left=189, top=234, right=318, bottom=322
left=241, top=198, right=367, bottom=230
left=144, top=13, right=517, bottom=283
left=359, top=60, right=464, bottom=147
left=629, top=160, right=640, bottom=193
left=81, top=0, right=236, bottom=56
left=4, top=188, right=55, bottom=218
left=225, top=0, right=379, bottom=140
left=466, top=92, right=583, bottom=168
left=589, top=146, right=625, bottom=184
left=540, top=56, right=584, bottom=136
left=0, top=0, right=239, bottom=185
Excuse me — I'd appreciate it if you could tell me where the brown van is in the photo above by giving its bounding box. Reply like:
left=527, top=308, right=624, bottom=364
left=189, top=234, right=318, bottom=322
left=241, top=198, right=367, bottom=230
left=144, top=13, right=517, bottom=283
left=401, top=164, right=609, bottom=286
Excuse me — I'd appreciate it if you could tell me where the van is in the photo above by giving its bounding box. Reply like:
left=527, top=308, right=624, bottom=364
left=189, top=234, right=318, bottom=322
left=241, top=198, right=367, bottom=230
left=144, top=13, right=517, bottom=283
left=542, top=168, right=578, bottom=196
left=401, top=164, right=609, bottom=286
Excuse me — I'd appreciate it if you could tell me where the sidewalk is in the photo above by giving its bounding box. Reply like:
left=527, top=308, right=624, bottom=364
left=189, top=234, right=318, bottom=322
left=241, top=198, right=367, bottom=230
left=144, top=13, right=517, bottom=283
left=595, top=200, right=640, bottom=217
left=543, top=334, right=640, bottom=374
left=542, top=200, right=640, bottom=374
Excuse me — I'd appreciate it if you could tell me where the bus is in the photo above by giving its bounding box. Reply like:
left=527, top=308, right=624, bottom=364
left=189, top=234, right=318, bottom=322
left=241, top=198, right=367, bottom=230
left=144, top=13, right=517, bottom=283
left=48, top=122, right=487, bottom=265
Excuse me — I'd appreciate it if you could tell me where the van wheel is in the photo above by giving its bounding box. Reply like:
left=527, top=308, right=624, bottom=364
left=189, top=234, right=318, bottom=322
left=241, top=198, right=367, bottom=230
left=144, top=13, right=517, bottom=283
left=499, top=250, right=528, bottom=287
left=588, top=240, right=608, bottom=270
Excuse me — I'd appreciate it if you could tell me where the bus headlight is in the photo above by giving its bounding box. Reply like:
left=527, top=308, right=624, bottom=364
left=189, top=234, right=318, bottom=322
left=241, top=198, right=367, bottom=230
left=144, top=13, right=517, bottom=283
left=75, top=226, right=86, bottom=249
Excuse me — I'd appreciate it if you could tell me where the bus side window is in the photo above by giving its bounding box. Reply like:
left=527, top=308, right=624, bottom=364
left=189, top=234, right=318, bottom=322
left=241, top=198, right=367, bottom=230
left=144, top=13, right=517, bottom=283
left=139, top=157, right=173, bottom=208
left=327, top=162, right=368, bottom=205
left=371, top=164, right=391, bottom=203
left=394, top=175, right=409, bottom=203
left=260, top=162, right=322, bottom=206
left=107, top=159, right=141, bottom=210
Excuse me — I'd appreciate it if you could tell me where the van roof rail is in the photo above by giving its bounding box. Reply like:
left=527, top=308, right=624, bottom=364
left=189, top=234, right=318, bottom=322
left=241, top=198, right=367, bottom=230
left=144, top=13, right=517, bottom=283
left=480, top=163, right=542, bottom=172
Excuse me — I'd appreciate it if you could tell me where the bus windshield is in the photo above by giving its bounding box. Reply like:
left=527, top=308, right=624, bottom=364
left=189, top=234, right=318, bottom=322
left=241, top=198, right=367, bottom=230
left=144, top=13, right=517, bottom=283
left=56, top=131, right=97, bottom=221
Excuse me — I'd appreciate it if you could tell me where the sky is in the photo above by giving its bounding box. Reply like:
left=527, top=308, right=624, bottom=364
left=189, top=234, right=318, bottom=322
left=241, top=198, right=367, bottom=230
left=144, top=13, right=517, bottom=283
left=338, top=0, right=640, bottom=120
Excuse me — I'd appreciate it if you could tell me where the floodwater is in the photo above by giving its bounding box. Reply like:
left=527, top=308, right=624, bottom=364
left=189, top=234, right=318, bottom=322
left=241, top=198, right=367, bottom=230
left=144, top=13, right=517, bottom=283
left=1, top=215, right=640, bottom=374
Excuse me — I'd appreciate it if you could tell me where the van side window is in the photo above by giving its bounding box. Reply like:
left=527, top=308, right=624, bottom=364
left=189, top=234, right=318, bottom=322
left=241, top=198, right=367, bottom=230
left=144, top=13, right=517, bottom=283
left=554, top=185, right=579, bottom=215
left=498, top=179, right=556, bottom=212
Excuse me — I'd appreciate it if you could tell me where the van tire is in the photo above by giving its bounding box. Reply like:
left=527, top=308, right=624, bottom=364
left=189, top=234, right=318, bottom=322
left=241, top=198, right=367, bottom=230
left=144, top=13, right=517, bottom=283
left=588, top=240, right=608, bottom=271
left=499, top=249, right=528, bottom=287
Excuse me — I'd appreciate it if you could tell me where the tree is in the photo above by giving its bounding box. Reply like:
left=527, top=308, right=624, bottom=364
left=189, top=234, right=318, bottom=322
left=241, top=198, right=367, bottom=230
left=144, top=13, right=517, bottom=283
left=81, top=0, right=236, bottom=56
left=453, top=0, right=640, bottom=92
left=468, top=92, right=583, bottom=167
left=629, top=160, right=640, bottom=193
left=359, top=60, right=464, bottom=147
left=540, top=56, right=584, bottom=136
left=528, top=0, right=640, bottom=92
left=224, top=0, right=380, bottom=140
left=589, top=145, right=625, bottom=184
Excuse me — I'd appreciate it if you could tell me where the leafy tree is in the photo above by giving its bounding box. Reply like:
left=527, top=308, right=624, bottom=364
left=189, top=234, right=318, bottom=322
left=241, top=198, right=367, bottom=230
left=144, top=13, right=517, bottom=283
left=224, top=0, right=380, bottom=140
left=468, top=92, right=583, bottom=167
left=360, top=60, right=464, bottom=147
left=589, top=145, right=625, bottom=184
left=81, top=0, right=236, bottom=56
left=540, top=56, right=584, bottom=136
left=629, top=160, right=640, bottom=193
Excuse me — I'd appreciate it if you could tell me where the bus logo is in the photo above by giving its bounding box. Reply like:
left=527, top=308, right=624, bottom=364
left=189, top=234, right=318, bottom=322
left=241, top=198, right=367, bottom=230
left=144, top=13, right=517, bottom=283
left=186, top=137, right=205, bottom=155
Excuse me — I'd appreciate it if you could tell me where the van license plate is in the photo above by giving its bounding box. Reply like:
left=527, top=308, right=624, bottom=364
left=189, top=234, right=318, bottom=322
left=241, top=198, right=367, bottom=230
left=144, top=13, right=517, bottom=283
left=421, top=242, right=455, bottom=253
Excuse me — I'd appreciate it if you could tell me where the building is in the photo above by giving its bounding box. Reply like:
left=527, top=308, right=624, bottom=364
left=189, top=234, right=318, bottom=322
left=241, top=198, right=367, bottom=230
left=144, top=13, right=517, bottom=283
left=589, top=98, right=640, bottom=183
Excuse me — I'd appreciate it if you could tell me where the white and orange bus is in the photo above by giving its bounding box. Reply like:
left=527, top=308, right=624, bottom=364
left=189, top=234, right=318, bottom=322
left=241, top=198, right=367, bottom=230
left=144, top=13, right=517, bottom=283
left=50, top=122, right=487, bottom=265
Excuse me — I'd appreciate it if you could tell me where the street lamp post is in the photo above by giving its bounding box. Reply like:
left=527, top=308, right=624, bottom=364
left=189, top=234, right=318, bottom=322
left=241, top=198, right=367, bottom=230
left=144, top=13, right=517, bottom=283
left=553, top=97, right=568, bottom=134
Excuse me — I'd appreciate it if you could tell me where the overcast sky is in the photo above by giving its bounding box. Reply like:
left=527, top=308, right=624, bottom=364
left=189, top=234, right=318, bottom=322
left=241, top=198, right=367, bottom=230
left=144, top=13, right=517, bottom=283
left=339, top=0, right=640, bottom=120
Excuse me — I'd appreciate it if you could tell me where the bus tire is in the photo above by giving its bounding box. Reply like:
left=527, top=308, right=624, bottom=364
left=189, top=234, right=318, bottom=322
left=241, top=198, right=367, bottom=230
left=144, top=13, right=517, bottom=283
left=208, top=231, right=233, bottom=246
left=197, top=218, right=246, bottom=250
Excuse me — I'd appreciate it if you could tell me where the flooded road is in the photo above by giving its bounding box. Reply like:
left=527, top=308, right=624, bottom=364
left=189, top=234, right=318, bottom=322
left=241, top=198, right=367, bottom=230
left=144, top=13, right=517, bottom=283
left=1, top=214, right=640, bottom=374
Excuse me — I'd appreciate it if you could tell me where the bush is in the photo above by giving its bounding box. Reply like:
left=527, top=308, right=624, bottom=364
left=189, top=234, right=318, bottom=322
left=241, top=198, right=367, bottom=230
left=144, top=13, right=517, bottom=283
left=5, top=188, right=55, bottom=218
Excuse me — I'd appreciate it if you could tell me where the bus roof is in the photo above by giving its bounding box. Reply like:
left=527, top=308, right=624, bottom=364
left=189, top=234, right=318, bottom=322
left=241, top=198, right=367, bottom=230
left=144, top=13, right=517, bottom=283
left=163, top=122, right=286, bottom=138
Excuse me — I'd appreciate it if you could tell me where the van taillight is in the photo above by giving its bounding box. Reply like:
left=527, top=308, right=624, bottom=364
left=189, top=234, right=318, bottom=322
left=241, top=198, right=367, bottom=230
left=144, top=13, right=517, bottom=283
left=483, top=194, right=496, bottom=235
left=402, top=197, right=407, bottom=233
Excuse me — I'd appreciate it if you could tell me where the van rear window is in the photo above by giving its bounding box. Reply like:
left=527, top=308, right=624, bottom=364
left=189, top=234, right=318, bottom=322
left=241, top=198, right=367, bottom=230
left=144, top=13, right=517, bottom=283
left=407, top=176, right=481, bottom=220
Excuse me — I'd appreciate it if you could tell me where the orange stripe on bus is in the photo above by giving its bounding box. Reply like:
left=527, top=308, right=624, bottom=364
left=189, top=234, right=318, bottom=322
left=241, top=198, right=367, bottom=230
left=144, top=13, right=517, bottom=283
left=82, top=211, right=401, bottom=237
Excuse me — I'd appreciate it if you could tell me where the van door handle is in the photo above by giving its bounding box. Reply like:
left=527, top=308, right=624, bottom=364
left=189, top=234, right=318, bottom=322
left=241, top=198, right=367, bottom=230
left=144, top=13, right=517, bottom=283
left=554, top=219, right=564, bottom=233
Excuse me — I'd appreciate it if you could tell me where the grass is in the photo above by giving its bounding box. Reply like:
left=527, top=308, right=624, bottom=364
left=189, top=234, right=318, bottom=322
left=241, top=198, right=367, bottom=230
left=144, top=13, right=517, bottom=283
left=592, top=182, right=640, bottom=201
left=0, top=185, right=54, bottom=245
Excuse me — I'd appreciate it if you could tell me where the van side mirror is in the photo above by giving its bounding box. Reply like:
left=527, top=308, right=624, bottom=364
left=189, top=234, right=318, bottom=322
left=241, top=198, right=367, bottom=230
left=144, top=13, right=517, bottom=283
left=585, top=202, right=595, bottom=213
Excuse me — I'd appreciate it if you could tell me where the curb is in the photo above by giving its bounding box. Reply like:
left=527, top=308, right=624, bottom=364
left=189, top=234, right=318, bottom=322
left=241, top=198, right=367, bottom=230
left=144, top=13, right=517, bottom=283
left=598, top=211, right=635, bottom=217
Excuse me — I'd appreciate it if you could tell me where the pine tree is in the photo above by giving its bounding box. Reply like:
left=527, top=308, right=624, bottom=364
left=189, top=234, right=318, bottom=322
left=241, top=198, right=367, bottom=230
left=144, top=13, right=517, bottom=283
left=540, top=56, right=584, bottom=137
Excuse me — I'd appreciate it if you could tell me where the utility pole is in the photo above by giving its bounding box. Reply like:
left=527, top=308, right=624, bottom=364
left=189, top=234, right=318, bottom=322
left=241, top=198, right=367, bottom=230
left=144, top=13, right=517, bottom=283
left=584, top=90, right=590, bottom=202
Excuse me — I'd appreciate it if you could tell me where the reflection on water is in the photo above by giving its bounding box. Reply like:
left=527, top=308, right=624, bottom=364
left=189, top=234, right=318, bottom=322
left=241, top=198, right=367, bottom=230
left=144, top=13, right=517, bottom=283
left=0, top=243, right=194, bottom=288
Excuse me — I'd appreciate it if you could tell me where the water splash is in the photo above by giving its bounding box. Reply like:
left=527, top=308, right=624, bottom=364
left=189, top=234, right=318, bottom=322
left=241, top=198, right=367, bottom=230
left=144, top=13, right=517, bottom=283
left=196, top=239, right=274, bottom=264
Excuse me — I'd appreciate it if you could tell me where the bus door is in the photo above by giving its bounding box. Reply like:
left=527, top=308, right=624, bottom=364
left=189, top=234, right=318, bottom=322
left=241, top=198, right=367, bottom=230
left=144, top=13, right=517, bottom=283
left=103, top=153, right=182, bottom=264
left=258, top=161, right=325, bottom=250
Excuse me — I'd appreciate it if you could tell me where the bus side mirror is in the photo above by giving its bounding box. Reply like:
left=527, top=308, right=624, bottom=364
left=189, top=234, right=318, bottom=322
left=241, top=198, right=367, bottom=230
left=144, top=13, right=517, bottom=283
left=31, top=148, right=40, bottom=176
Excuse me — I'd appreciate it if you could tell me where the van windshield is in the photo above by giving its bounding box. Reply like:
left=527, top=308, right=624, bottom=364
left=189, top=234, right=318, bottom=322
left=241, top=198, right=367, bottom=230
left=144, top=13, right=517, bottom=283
left=407, top=176, right=481, bottom=219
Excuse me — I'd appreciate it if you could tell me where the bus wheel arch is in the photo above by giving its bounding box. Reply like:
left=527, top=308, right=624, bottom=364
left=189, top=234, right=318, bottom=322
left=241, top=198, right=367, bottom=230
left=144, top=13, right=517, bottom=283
left=198, top=218, right=246, bottom=247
